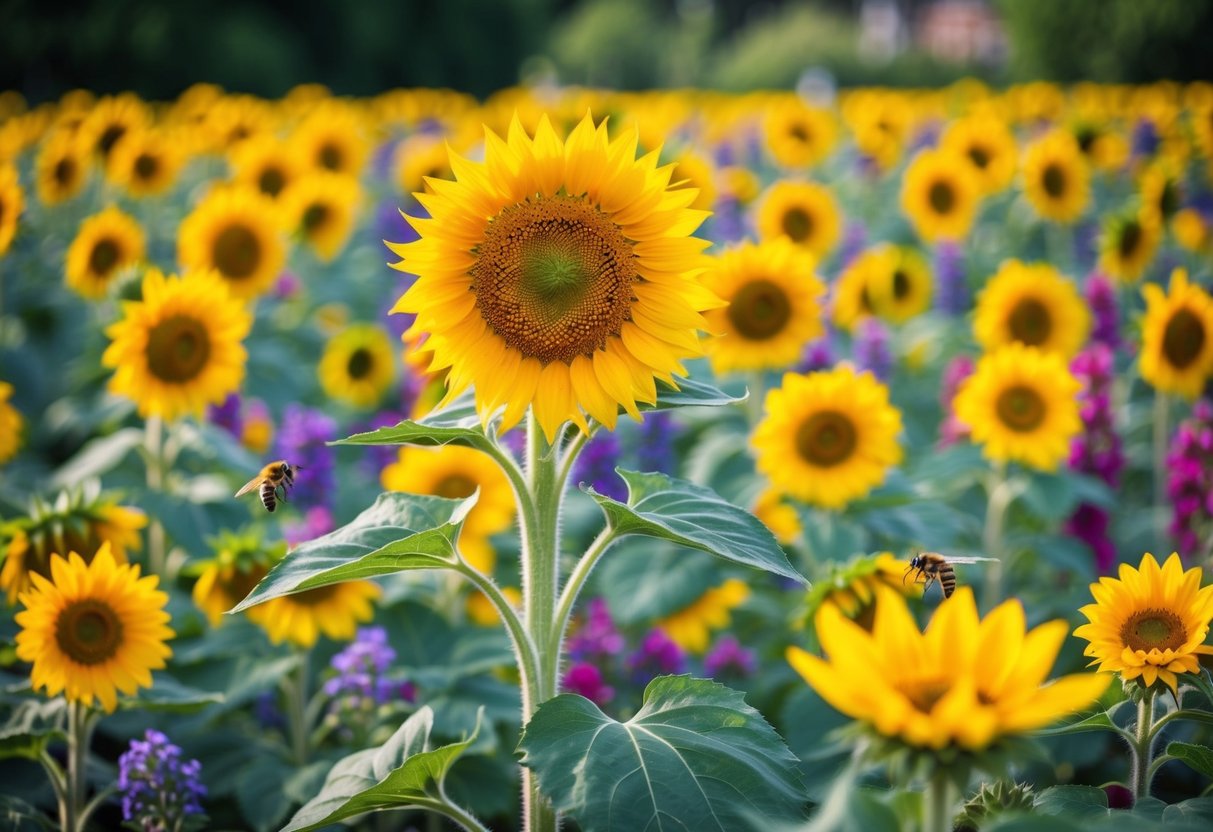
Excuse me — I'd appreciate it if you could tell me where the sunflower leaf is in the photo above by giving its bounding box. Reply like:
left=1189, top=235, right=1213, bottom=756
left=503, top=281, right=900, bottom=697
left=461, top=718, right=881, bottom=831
left=1034, top=709, right=1117, bottom=736
left=280, top=706, right=480, bottom=832
left=586, top=470, right=807, bottom=584
left=517, top=675, right=807, bottom=832
left=123, top=673, right=224, bottom=713
left=644, top=377, right=744, bottom=412
left=229, top=492, right=475, bottom=613
left=1034, top=784, right=1108, bottom=817
left=333, top=407, right=490, bottom=450
left=0, top=698, right=66, bottom=761
left=1167, top=741, right=1213, bottom=780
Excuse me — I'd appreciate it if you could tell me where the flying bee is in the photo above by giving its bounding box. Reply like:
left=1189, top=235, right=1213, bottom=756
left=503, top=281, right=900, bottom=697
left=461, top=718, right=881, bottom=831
left=235, top=460, right=298, bottom=513
left=904, top=552, right=999, bottom=599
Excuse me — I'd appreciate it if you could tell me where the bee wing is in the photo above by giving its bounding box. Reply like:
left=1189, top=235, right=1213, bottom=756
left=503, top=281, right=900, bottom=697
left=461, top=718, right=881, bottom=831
left=234, top=476, right=264, bottom=498
left=946, top=556, right=1001, bottom=564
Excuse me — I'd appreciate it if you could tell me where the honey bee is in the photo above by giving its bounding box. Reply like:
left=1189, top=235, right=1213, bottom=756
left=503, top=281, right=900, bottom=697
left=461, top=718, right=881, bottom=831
left=904, top=552, right=998, bottom=599
left=235, top=460, right=298, bottom=513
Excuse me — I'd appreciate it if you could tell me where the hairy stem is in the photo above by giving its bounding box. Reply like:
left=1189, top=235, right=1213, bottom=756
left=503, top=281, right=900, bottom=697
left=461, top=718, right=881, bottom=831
left=1131, top=690, right=1158, bottom=801
left=981, top=464, right=1014, bottom=606
left=286, top=651, right=311, bottom=766
left=922, top=772, right=958, bottom=832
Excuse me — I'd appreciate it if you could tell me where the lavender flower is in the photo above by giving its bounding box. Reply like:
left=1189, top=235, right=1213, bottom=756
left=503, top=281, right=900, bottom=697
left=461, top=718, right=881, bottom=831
left=322, top=627, right=414, bottom=744
left=703, top=635, right=757, bottom=680
left=274, top=404, right=336, bottom=512
left=273, top=271, right=301, bottom=300
left=627, top=629, right=686, bottom=685
left=1131, top=118, right=1160, bottom=160
left=207, top=393, right=242, bottom=439
left=710, top=197, right=746, bottom=245
left=632, top=411, right=678, bottom=476
left=852, top=317, right=892, bottom=381
left=573, top=432, right=626, bottom=501
left=798, top=332, right=835, bottom=373
left=567, top=598, right=625, bottom=661
left=1167, top=400, right=1213, bottom=559
left=1065, top=345, right=1124, bottom=572
left=118, top=729, right=206, bottom=832
left=561, top=662, right=615, bottom=705
left=933, top=241, right=967, bottom=316
left=1085, top=273, right=1121, bottom=349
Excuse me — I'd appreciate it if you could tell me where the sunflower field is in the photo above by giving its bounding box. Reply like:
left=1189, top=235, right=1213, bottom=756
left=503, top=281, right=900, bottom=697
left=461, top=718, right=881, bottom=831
left=3, top=78, right=1213, bottom=832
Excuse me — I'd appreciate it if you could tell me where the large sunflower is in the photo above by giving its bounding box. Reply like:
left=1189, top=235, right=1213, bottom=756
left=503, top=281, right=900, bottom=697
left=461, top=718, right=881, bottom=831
left=0, top=380, right=22, bottom=466
left=1074, top=552, right=1213, bottom=696
left=106, top=128, right=184, bottom=198
left=0, top=164, right=21, bottom=256
left=317, top=323, right=396, bottom=408
left=388, top=113, right=718, bottom=440
left=278, top=171, right=361, bottom=261
left=15, top=543, right=173, bottom=713
left=755, top=180, right=841, bottom=261
left=250, top=581, right=380, bottom=648
left=102, top=268, right=252, bottom=421
left=1140, top=267, right=1213, bottom=399
left=702, top=238, right=825, bottom=374
left=35, top=129, right=90, bottom=206
left=953, top=343, right=1082, bottom=471
left=65, top=206, right=146, bottom=299
left=940, top=115, right=1017, bottom=195
left=901, top=148, right=981, bottom=244
left=1022, top=131, right=1090, bottom=224
left=752, top=367, right=903, bottom=510
left=178, top=186, right=286, bottom=300
left=973, top=260, right=1091, bottom=359
left=1098, top=209, right=1161, bottom=284
left=764, top=97, right=837, bottom=168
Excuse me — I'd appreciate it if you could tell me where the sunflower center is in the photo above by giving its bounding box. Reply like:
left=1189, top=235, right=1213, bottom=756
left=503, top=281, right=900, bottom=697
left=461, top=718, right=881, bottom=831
left=781, top=207, right=813, bottom=243
left=54, top=157, right=76, bottom=186
left=892, top=269, right=910, bottom=300
left=302, top=202, right=330, bottom=233
left=1162, top=309, right=1206, bottom=369
left=796, top=410, right=858, bottom=467
left=928, top=181, right=956, bottom=215
left=98, top=124, right=126, bottom=158
left=1008, top=298, right=1052, bottom=346
left=294, top=585, right=340, bottom=606
left=1160, top=180, right=1180, bottom=218
left=470, top=196, right=637, bottom=364
left=1042, top=163, right=1067, bottom=198
left=55, top=599, right=124, bottom=665
left=1118, top=221, right=1143, bottom=260
left=967, top=145, right=991, bottom=169
left=1121, top=608, right=1187, bottom=653
left=146, top=314, right=212, bottom=383
left=434, top=474, right=478, bottom=499
left=258, top=167, right=286, bottom=197
left=904, top=678, right=951, bottom=713
left=89, top=238, right=121, bottom=276
left=221, top=566, right=267, bottom=603
left=213, top=224, right=262, bottom=280
left=789, top=124, right=810, bottom=143
left=134, top=153, right=159, bottom=181
left=728, top=279, right=792, bottom=340
left=346, top=347, right=374, bottom=380
left=318, top=142, right=343, bottom=171
left=995, top=385, right=1046, bottom=433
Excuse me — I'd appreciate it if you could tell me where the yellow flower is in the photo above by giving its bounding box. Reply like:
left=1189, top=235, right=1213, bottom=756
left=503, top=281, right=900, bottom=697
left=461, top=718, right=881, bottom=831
left=102, top=268, right=252, bottom=422
left=106, top=128, right=185, bottom=197
left=973, top=260, right=1091, bottom=359
left=250, top=581, right=380, bottom=648
left=668, top=150, right=717, bottom=213
left=753, top=367, right=903, bottom=510
left=764, top=97, right=837, bottom=168
left=278, top=170, right=361, bottom=261
left=467, top=586, right=522, bottom=627
left=755, top=180, right=841, bottom=261
left=1139, top=161, right=1183, bottom=227
left=0, top=381, right=23, bottom=466
left=1098, top=210, right=1161, bottom=284
left=394, top=134, right=453, bottom=197
left=241, top=400, right=274, bottom=455
left=76, top=94, right=151, bottom=161
left=177, top=186, right=287, bottom=301
left=15, top=543, right=173, bottom=713
left=65, top=206, right=146, bottom=299
left=1022, top=131, right=1090, bottom=224
left=802, top=552, right=919, bottom=632
left=751, top=488, right=801, bottom=545
left=290, top=102, right=368, bottom=177
left=788, top=586, right=1110, bottom=751
left=388, top=113, right=718, bottom=441
left=1173, top=208, right=1209, bottom=253
left=35, top=129, right=90, bottom=206
left=953, top=344, right=1082, bottom=471
left=703, top=238, right=825, bottom=374
left=658, top=579, right=749, bottom=654
left=940, top=115, right=1017, bottom=195
left=832, top=244, right=931, bottom=330
left=1075, top=552, right=1213, bottom=696
left=901, top=148, right=981, bottom=244
left=1140, top=267, right=1213, bottom=399
left=230, top=134, right=304, bottom=200
left=318, top=323, right=396, bottom=408
left=191, top=531, right=279, bottom=627
left=0, top=163, right=22, bottom=258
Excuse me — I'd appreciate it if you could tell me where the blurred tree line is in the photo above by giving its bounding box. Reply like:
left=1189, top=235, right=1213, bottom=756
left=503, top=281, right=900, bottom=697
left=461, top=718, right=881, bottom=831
left=1, top=0, right=1210, bottom=103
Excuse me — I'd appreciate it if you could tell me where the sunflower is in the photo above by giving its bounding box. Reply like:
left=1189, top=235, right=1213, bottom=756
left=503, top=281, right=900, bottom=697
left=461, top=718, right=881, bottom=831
left=230, top=134, right=304, bottom=200
left=317, top=323, right=396, bottom=408
left=940, top=115, right=1017, bottom=195
left=388, top=113, right=718, bottom=441
left=0, top=164, right=21, bottom=256
left=1022, top=131, right=1090, bottom=224
left=249, top=581, right=380, bottom=648
left=15, top=543, right=172, bottom=712
left=64, top=206, right=146, bottom=299
left=752, top=367, right=903, bottom=510
left=177, top=186, right=286, bottom=300
left=196, top=93, right=275, bottom=152
left=76, top=94, right=151, bottom=161
left=755, top=180, right=841, bottom=261
left=1173, top=208, right=1210, bottom=253
left=764, top=97, right=837, bottom=168
left=832, top=244, right=931, bottom=330
left=1140, top=267, right=1213, bottom=399
left=658, top=579, right=749, bottom=654
left=952, top=343, right=1082, bottom=471
left=1098, top=209, right=1161, bottom=284
left=668, top=150, right=716, bottom=213
left=0, top=381, right=22, bottom=466
left=901, top=148, right=981, bottom=244
left=278, top=171, right=361, bottom=261
left=789, top=586, right=1110, bottom=752
left=290, top=103, right=368, bottom=177
left=191, top=530, right=280, bottom=627
left=106, top=128, right=184, bottom=197
left=1075, top=552, right=1213, bottom=696
left=394, top=134, right=453, bottom=197
left=751, top=488, right=801, bottom=545
left=801, top=552, right=918, bottom=633
left=35, top=129, right=90, bottom=205
left=1139, top=161, right=1183, bottom=227
left=702, top=238, right=825, bottom=374
left=102, top=268, right=252, bottom=421
left=973, top=260, right=1091, bottom=359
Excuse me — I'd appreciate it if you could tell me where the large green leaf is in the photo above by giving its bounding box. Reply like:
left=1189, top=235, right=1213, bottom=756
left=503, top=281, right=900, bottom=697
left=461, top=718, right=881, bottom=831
left=123, top=673, right=224, bottom=712
left=588, top=470, right=806, bottom=584
left=1034, top=785, right=1108, bottom=818
left=1167, top=741, right=1213, bottom=780
left=0, top=698, right=65, bottom=761
left=596, top=545, right=719, bottom=625
left=518, top=676, right=807, bottom=832
left=281, top=706, right=480, bottom=832
left=230, top=492, right=475, bottom=613
left=643, top=377, right=744, bottom=412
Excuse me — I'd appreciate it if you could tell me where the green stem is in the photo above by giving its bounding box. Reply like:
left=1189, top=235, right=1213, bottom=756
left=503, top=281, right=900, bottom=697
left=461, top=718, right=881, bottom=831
left=922, top=772, right=958, bottom=832
left=549, top=526, right=617, bottom=661
left=1131, top=690, right=1158, bottom=801
left=745, top=371, right=766, bottom=426
left=287, top=651, right=311, bottom=766
left=981, top=465, right=1012, bottom=607
left=555, top=426, right=593, bottom=494
left=38, top=749, right=68, bottom=830
left=144, top=415, right=168, bottom=577
left=453, top=560, right=540, bottom=693
left=65, top=701, right=96, bottom=832
left=1153, top=392, right=1169, bottom=542
left=413, top=795, right=492, bottom=832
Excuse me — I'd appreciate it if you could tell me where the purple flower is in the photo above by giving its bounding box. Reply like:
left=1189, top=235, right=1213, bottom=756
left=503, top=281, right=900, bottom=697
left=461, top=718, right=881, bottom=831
left=273, top=271, right=301, bottom=300
left=1065, top=344, right=1124, bottom=572
left=1131, top=118, right=1160, bottom=160
left=933, top=241, right=967, bottom=316
left=938, top=355, right=975, bottom=447
left=703, top=635, right=756, bottom=679
left=837, top=221, right=868, bottom=270
left=118, top=729, right=206, bottom=830
left=627, top=629, right=686, bottom=685
left=632, top=412, right=678, bottom=476
left=1085, top=272, right=1121, bottom=349
left=562, top=662, right=615, bottom=705
left=274, top=404, right=336, bottom=512
left=567, top=598, right=626, bottom=661
left=798, top=331, right=835, bottom=373
left=1167, top=400, right=1213, bottom=559
left=323, top=627, right=412, bottom=744
left=852, top=317, right=892, bottom=382
left=207, top=393, right=242, bottom=439
left=710, top=197, right=746, bottom=244
left=574, top=432, right=626, bottom=501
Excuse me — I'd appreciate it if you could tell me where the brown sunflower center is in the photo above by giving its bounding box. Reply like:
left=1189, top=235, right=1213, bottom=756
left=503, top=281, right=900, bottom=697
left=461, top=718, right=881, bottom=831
left=995, top=384, right=1046, bottom=432
left=928, top=180, right=956, bottom=215
left=146, top=314, right=212, bottom=383
left=789, top=123, right=810, bottom=143
left=134, top=153, right=159, bottom=181
left=258, top=166, right=286, bottom=197
left=728, top=279, right=791, bottom=340
left=1008, top=298, right=1052, bottom=346
left=54, top=157, right=77, bottom=187
left=967, top=145, right=991, bottom=169
left=434, top=474, right=478, bottom=499
left=892, top=269, right=910, bottom=300
left=293, top=585, right=340, bottom=606
left=1120, top=608, right=1187, bottom=653
left=1162, top=309, right=1206, bottom=369
left=220, top=566, right=268, bottom=604
left=470, top=196, right=637, bottom=364
left=318, top=142, right=343, bottom=171
left=213, top=224, right=262, bottom=280
left=302, top=202, right=330, bottom=233
left=89, top=238, right=121, bottom=276
left=796, top=410, right=858, bottom=467
left=1118, top=220, right=1143, bottom=260
left=346, top=347, right=374, bottom=380
left=98, top=124, right=126, bottom=158
left=55, top=599, right=124, bottom=665
left=781, top=207, right=813, bottom=243
left=1042, top=163, right=1067, bottom=199
left=1160, top=180, right=1180, bottom=218
left=904, top=678, right=952, bottom=713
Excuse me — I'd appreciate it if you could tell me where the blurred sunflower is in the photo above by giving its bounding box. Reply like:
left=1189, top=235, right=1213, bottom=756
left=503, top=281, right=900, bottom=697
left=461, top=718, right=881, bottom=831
left=0, top=381, right=23, bottom=466
left=953, top=343, right=1082, bottom=471
left=76, top=93, right=151, bottom=161
left=388, top=113, right=718, bottom=440
left=15, top=542, right=173, bottom=713
left=1173, top=208, right=1209, bottom=254
left=230, top=134, right=304, bottom=200
left=702, top=238, right=825, bottom=374
left=106, top=128, right=184, bottom=197
left=658, top=579, right=749, bottom=653
left=178, top=186, right=286, bottom=300
left=668, top=150, right=717, bottom=212
left=755, top=180, right=841, bottom=261
left=1139, top=160, right=1183, bottom=227
left=1098, top=209, right=1161, bottom=283
left=102, top=268, right=252, bottom=421
left=317, top=323, right=396, bottom=408
left=64, top=206, right=146, bottom=299
left=801, top=552, right=917, bottom=632
left=973, top=260, right=1091, bottom=359
left=191, top=530, right=281, bottom=627
left=833, top=244, right=931, bottom=330
left=251, top=581, right=380, bottom=648
left=764, top=98, right=837, bottom=168
left=1022, top=131, right=1090, bottom=224
left=0, top=164, right=21, bottom=256
left=278, top=170, right=361, bottom=261
left=198, top=93, right=275, bottom=152
left=291, top=103, right=368, bottom=177
left=393, top=134, right=452, bottom=197
left=751, top=488, right=801, bottom=545
left=753, top=367, right=903, bottom=510
left=467, top=585, right=522, bottom=627
left=1140, top=267, right=1213, bottom=399
left=901, top=148, right=981, bottom=243
left=35, top=129, right=90, bottom=205
left=940, top=115, right=1017, bottom=195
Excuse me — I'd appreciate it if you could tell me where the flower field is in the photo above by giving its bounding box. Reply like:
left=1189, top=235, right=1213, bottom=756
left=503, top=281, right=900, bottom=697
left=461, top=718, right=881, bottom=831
left=2, top=80, right=1213, bottom=831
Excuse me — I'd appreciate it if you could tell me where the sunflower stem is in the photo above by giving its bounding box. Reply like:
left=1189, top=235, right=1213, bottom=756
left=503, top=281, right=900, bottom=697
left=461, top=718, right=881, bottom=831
left=981, top=464, right=1011, bottom=607
left=922, top=771, right=958, bottom=832
left=64, top=701, right=97, bottom=832
left=745, top=371, right=766, bottom=426
left=1152, top=392, right=1169, bottom=542
left=549, top=525, right=618, bottom=660
left=1131, top=689, right=1158, bottom=801
left=144, top=415, right=168, bottom=577
left=286, top=650, right=311, bottom=766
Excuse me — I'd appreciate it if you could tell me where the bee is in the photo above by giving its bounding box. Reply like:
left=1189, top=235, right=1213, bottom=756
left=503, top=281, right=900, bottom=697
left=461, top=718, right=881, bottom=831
left=904, top=552, right=999, bottom=599
left=235, top=460, right=298, bottom=513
